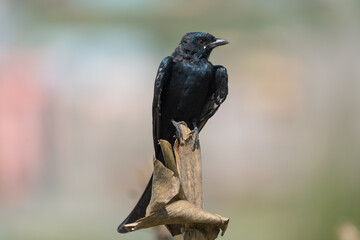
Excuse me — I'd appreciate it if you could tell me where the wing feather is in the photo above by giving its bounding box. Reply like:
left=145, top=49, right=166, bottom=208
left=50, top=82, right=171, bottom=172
left=152, top=56, right=173, bottom=154
left=198, top=66, right=228, bottom=131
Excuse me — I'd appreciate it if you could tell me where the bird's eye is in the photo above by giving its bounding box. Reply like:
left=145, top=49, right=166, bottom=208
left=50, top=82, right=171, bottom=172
left=198, top=40, right=205, bottom=45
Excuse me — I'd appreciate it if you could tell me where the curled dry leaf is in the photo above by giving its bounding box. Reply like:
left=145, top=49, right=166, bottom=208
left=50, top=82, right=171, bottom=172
left=125, top=200, right=229, bottom=236
left=146, top=160, right=180, bottom=215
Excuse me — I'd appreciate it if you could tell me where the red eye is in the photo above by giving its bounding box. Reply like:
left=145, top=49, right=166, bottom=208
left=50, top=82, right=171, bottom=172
left=198, top=40, right=205, bottom=45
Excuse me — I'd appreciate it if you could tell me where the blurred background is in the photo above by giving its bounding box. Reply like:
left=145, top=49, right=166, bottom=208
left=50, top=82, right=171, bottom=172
left=1, top=0, right=360, bottom=239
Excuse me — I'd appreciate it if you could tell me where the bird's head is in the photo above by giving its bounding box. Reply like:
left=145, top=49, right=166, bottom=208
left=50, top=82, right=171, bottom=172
left=173, top=32, right=229, bottom=62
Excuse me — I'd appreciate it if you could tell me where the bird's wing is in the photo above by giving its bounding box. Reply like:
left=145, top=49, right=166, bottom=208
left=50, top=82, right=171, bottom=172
left=198, top=65, right=228, bottom=131
left=152, top=56, right=174, bottom=152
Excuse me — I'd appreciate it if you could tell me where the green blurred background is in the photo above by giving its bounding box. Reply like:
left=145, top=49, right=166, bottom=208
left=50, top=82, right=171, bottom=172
left=1, top=0, right=360, bottom=239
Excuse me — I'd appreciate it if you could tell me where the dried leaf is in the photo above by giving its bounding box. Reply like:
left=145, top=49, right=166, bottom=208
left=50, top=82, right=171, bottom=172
left=146, top=160, right=180, bottom=215
left=125, top=200, right=229, bottom=236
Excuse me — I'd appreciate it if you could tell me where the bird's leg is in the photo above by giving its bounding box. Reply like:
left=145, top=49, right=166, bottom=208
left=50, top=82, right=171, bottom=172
left=171, top=119, right=188, bottom=140
left=189, top=119, right=200, bottom=150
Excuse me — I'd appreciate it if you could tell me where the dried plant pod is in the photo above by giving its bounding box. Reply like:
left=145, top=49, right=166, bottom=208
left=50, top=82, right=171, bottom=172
left=125, top=122, right=229, bottom=239
left=173, top=122, right=203, bottom=208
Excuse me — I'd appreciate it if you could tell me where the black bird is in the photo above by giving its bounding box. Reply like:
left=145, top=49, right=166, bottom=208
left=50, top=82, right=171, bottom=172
left=118, top=32, right=228, bottom=235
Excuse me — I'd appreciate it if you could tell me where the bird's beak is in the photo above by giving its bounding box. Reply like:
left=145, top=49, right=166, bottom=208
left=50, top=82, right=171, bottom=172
left=207, top=38, right=229, bottom=49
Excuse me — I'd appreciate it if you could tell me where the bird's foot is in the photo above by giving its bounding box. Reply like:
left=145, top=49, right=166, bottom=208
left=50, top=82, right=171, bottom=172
left=171, top=120, right=187, bottom=140
left=189, top=126, right=200, bottom=151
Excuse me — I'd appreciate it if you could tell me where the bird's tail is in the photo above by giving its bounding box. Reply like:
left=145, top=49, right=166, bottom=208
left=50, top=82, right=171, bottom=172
left=117, top=149, right=182, bottom=236
left=117, top=175, right=153, bottom=233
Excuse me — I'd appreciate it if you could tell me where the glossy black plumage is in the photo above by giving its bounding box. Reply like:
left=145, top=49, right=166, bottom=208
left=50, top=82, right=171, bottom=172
left=118, top=32, right=228, bottom=235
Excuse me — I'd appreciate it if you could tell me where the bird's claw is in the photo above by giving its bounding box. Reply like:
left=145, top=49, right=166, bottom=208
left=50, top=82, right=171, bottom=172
left=172, top=120, right=187, bottom=140
left=189, top=126, right=200, bottom=151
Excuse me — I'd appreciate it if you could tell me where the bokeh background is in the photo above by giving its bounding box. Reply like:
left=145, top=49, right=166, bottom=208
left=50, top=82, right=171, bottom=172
left=1, top=0, right=360, bottom=239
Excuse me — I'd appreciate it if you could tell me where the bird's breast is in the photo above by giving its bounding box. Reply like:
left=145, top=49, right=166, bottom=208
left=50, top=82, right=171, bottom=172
left=162, top=61, right=214, bottom=119
left=173, top=61, right=213, bottom=85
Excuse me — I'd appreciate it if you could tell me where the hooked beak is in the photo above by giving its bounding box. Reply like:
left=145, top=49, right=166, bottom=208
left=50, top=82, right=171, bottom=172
left=207, top=38, right=229, bottom=49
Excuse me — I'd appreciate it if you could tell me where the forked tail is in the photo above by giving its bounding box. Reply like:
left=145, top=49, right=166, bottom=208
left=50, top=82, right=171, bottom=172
left=117, top=175, right=153, bottom=233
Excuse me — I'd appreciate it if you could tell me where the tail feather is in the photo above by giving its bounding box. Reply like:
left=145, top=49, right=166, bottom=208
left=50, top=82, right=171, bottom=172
left=117, top=175, right=153, bottom=233
left=118, top=143, right=179, bottom=234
